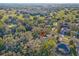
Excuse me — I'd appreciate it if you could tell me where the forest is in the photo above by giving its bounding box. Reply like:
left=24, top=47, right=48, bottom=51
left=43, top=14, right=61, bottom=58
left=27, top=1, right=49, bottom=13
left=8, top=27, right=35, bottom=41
left=0, top=4, right=78, bottom=56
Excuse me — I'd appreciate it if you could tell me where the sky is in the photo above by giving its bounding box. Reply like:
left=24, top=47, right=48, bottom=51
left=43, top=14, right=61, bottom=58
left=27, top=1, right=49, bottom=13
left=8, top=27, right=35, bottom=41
left=0, top=0, right=79, bottom=3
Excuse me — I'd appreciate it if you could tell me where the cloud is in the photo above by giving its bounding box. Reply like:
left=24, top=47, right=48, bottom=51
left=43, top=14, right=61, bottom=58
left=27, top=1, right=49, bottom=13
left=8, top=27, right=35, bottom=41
left=0, top=0, right=79, bottom=3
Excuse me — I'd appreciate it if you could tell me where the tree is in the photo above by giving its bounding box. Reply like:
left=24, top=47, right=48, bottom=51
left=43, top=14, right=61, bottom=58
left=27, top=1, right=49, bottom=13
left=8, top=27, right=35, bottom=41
left=0, top=37, right=5, bottom=51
